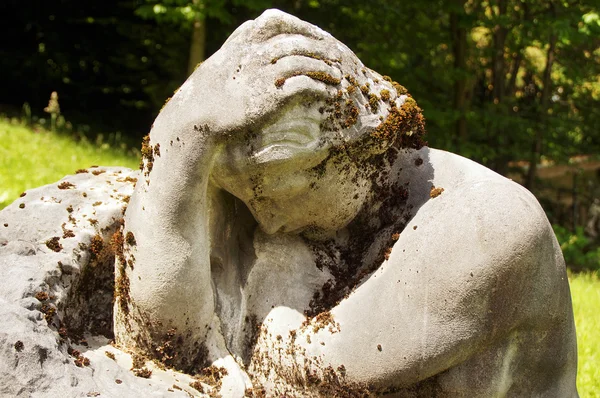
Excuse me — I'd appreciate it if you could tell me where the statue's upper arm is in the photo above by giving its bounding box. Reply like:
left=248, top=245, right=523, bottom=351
left=316, top=178, right=553, bottom=386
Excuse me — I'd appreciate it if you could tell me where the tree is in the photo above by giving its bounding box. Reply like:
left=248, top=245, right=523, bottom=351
left=135, top=0, right=271, bottom=75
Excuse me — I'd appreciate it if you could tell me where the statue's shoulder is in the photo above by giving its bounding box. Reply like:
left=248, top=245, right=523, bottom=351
left=385, top=147, right=569, bottom=335
left=406, top=147, right=550, bottom=232
left=396, top=147, right=558, bottom=280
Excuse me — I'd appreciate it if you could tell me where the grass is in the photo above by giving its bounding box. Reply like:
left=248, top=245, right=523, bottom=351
left=570, top=271, right=600, bottom=397
left=0, top=119, right=598, bottom=395
left=0, top=118, right=139, bottom=208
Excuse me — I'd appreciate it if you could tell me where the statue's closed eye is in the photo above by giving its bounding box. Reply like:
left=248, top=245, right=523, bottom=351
left=259, top=118, right=320, bottom=147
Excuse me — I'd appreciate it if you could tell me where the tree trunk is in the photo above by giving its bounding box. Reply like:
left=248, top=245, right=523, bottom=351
left=525, top=32, right=557, bottom=190
left=491, top=0, right=508, bottom=104
left=187, top=17, right=206, bottom=76
left=505, top=2, right=528, bottom=98
left=505, top=51, right=522, bottom=97
left=450, top=0, right=469, bottom=149
left=489, top=0, right=508, bottom=173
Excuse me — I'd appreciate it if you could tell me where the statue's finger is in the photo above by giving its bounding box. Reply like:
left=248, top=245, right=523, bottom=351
left=271, top=76, right=338, bottom=104
left=265, top=41, right=341, bottom=69
left=270, top=56, right=342, bottom=89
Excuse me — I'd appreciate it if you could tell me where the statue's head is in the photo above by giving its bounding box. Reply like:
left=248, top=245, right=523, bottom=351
left=206, top=10, right=426, bottom=236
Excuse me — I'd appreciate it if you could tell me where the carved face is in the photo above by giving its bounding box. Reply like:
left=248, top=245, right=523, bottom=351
left=206, top=16, right=412, bottom=235
left=212, top=101, right=371, bottom=235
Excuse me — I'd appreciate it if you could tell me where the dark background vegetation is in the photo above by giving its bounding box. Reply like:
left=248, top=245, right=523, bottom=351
left=1, top=0, right=599, bottom=268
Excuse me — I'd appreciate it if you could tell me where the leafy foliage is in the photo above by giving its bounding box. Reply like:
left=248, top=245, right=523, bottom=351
left=0, top=0, right=597, bottom=196
left=554, top=225, right=600, bottom=272
left=135, top=0, right=271, bottom=25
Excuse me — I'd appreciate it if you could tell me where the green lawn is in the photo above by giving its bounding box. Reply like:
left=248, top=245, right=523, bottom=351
left=0, top=118, right=598, bottom=395
left=570, top=271, right=600, bottom=397
left=0, top=118, right=139, bottom=208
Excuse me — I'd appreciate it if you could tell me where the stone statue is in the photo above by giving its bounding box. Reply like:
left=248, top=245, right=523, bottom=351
left=113, top=9, right=578, bottom=397
left=0, top=9, right=577, bottom=398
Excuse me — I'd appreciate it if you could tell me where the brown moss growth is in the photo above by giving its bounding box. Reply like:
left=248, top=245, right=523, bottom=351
left=125, top=231, right=136, bottom=246
left=112, top=227, right=131, bottom=315
left=19, top=203, right=25, bottom=209
left=40, top=303, right=56, bottom=323
left=75, top=169, right=88, bottom=174
left=140, top=135, right=156, bottom=177
left=271, top=50, right=339, bottom=66
left=19, top=192, right=26, bottom=197
left=91, top=169, right=105, bottom=176
left=303, top=71, right=341, bottom=85
left=89, top=234, right=104, bottom=260
left=131, top=353, right=146, bottom=369
left=392, top=81, right=408, bottom=95
left=105, top=351, right=116, bottom=360
left=61, top=223, right=75, bottom=238
left=190, top=366, right=229, bottom=396
left=112, top=230, right=126, bottom=265
left=152, top=328, right=181, bottom=367
left=45, top=237, right=63, bottom=252
left=133, top=367, right=152, bottom=378
left=245, top=387, right=267, bottom=397
left=309, top=311, right=340, bottom=334
left=134, top=368, right=153, bottom=378
left=58, top=181, right=75, bottom=190
left=275, top=77, right=286, bottom=88
left=74, top=355, right=91, bottom=367
left=370, top=97, right=427, bottom=150
left=430, top=186, right=444, bottom=198
left=343, top=102, right=359, bottom=129
left=344, top=74, right=359, bottom=86
left=35, top=291, right=49, bottom=301
left=116, top=176, right=138, bottom=184
left=384, top=247, right=393, bottom=260
left=368, top=94, right=380, bottom=112
left=115, top=264, right=130, bottom=315
left=130, top=353, right=153, bottom=378
left=275, top=71, right=341, bottom=88
left=380, top=89, right=391, bottom=102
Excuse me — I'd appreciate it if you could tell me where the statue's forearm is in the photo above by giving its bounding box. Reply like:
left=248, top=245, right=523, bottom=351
left=115, top=119, right=219, bottom=364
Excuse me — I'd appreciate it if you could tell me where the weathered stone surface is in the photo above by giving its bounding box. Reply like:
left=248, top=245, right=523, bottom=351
left=0, top=168, right=212, bottom=397
left=0, top=9, right=577, bottom=398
